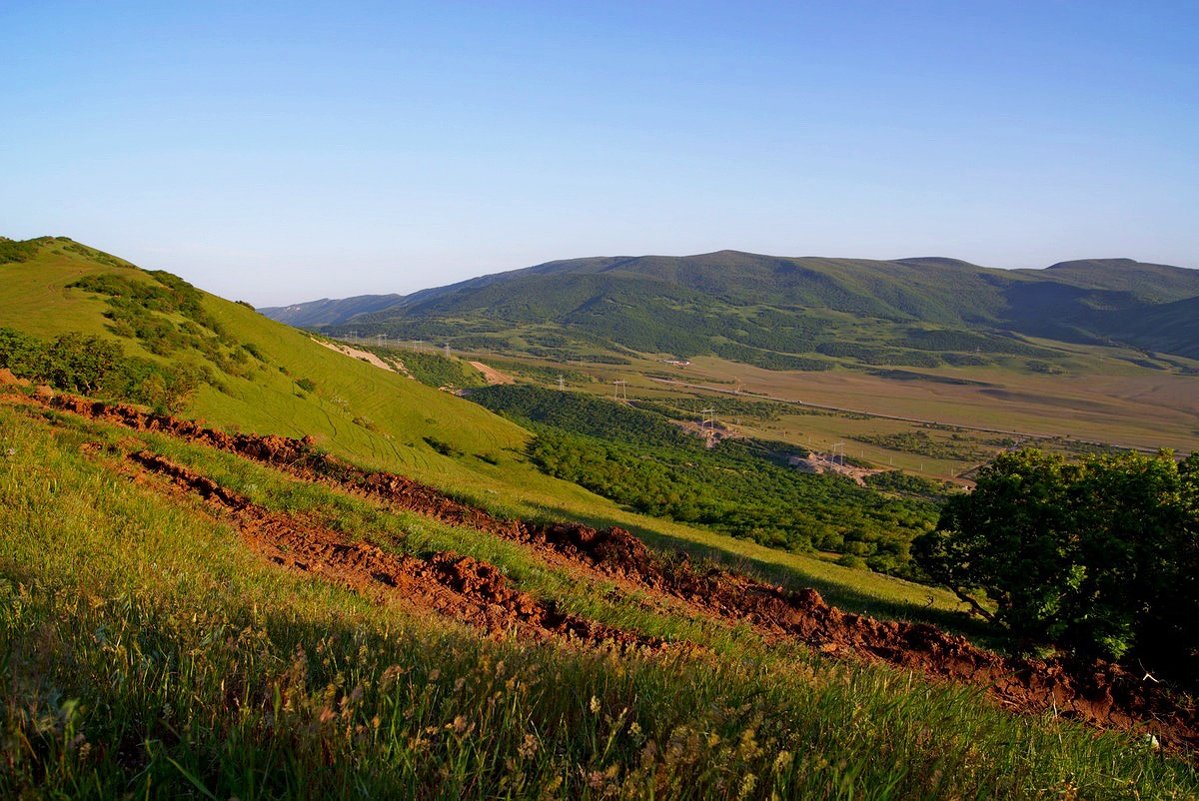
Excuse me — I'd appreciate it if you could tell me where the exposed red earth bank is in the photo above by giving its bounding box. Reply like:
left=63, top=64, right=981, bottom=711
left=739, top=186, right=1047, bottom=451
left=126, top=448, right=664, bottom=652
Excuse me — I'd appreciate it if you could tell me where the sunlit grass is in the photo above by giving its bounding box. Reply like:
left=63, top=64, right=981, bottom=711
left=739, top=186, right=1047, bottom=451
left=2, top=406, right=1196, bottom=799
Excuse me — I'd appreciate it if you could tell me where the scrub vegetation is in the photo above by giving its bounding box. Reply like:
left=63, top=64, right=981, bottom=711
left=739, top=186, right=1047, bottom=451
left=469, top=385, right=937, bottom=576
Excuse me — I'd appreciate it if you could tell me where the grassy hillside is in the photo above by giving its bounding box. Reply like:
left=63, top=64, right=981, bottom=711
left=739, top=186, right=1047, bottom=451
left=0, top=237, right=531, bottom=485
left=4, top=395, right=1197, bottom=798
left=1102, top=295, right=1199, bottom=359
left=266, top=292, right=404, bottom=327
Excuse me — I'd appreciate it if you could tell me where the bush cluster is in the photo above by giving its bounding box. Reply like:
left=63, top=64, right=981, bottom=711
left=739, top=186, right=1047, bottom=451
left=914, top=449, right=1199, bottom=678
left=0, top=327, right=204, bottom=413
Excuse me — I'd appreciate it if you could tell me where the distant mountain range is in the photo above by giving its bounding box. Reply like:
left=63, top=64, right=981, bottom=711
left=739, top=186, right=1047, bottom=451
left=262, top=252, right=1199, bottom=367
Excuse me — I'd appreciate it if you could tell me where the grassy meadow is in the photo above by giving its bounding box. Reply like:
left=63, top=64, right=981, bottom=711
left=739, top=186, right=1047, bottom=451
left=4, top=402, right=1198, bottom=799
left=473, top=346, right=1199, bottom=483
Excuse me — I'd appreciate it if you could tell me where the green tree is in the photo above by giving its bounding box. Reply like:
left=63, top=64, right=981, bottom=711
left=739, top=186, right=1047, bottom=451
left=46, top=333, right=123, bottom=394
left=914, top=449, right=1199, bottom=678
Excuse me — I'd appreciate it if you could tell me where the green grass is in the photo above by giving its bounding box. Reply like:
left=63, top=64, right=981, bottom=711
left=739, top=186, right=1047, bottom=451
left=4, top=404, right=1198, bottom=799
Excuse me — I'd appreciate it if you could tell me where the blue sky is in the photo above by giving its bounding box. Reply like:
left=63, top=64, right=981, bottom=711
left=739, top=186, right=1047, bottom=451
left=2, top=1, right=1195, bottom=305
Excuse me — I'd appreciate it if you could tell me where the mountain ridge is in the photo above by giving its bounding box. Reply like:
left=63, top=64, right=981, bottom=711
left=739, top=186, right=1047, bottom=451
left=261, top=251, right=1199, bottom=362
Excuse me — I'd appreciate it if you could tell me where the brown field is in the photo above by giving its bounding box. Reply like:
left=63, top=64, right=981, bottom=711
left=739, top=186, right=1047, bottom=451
left=463, top=343, right=1199, bottom=481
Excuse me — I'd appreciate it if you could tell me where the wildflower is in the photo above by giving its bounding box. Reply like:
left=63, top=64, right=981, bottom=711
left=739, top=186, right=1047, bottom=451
left=518, top=733, right=540, bottom=759
left=589, top=696, right=602, bottom=714
left=380, top=665, right=406, bottom=684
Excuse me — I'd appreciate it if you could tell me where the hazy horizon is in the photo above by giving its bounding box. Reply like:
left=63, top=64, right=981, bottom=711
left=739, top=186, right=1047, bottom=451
left=3, top=1, right=1196, bottom=306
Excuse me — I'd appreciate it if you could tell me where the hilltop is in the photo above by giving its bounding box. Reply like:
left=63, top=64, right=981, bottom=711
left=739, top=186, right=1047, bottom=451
left=262, top=250, right=1199, bottom=368
left=0, top=236, right=535, bottom=490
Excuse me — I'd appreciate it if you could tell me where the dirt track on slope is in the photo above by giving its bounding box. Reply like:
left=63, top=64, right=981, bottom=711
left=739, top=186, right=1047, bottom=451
left=40, top=393, right=1199, bottom=753
left=126, top=449, right=663, bottom=652
left=468, top=361, right=515, bottom=385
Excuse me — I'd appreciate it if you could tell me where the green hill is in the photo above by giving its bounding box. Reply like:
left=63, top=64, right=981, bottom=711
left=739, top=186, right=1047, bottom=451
left=265, top=292, right=405, bottom=328
left=1100, top=295, right=1199, bottom=360
left=0, top=237, right=531, bottom=489
left=262, top=250, right=1199, bottom=367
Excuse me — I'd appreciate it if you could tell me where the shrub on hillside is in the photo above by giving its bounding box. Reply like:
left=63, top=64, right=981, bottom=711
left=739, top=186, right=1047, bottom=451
left=0, top=327, right=204, bottom=413
left=914, top=448, right=1199, bottom=679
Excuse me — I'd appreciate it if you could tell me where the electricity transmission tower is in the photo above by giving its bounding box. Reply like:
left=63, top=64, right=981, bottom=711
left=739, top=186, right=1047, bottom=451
left=613, top=380, right=628, bottom=402
left=557, top=375, right=565, bottom=390
left=830, top=441, right=846, bottom=466
left=700, top=408, right=716, bottom=432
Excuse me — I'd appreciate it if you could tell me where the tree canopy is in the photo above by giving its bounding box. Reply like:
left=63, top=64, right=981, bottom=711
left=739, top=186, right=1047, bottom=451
left=914, top=448, right=1199, bottom=679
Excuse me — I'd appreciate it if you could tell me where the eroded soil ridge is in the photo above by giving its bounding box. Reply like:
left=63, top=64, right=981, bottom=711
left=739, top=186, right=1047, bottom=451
left=127, top=449, right=663, bottom=653
left=44, top=393, right=1199, bottom=751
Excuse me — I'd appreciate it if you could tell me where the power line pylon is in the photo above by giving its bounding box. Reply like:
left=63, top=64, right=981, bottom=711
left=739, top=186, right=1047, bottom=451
left=613, top=380, right=628, bottom=403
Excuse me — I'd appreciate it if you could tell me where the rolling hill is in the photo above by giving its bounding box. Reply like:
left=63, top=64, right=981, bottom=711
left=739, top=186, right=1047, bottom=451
left=263, top=251, right=1199, bottom=369
left=5, top=235, right=1199, bottom=796
left=0, top=235, right=964, bottom=609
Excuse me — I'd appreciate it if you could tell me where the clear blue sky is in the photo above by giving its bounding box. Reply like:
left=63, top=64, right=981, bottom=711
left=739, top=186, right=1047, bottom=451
left=2, top=1, right=1196, bottom=305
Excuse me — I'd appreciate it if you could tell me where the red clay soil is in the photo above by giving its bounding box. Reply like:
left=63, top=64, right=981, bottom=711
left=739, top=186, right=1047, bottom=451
left=127, top=449, right=663, bottom=653
left=42, top=394, right=1199, bottom=752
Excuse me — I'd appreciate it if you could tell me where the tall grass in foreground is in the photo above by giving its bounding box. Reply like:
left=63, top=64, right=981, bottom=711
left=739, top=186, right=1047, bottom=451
left=1, top=408, right=1196, bottom=799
